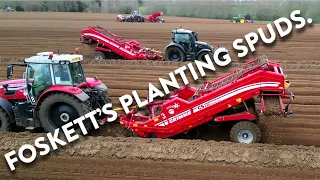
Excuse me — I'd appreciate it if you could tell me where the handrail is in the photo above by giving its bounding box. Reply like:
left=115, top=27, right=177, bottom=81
left=194, top=56, right=269, bottom=96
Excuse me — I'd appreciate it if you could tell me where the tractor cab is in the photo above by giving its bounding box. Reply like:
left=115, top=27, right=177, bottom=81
left=7, top=52, right=86, bottom=104
left=165, top=28, right=215, bottom=62
left=132, top=11, right=141, bottom=17
left=172, top=29, right=196, bottom=52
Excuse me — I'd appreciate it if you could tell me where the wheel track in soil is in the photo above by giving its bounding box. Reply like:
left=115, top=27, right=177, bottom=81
left=0, top=132, right=320, bottom=172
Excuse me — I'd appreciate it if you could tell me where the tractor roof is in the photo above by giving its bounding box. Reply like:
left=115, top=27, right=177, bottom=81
left=172, top=28, right=194, bottom=34
left=24, top=52, right=83, bottom=64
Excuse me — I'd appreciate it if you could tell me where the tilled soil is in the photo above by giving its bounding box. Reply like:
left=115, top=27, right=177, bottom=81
left=0, top=132, right=320, bottom=170
left=2, top=156, right=320, bottom=180
left=0, top=12, right=320, bottom=178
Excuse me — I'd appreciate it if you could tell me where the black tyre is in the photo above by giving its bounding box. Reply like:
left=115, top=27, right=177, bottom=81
left=196, top=51, right=213, bottom=62
left=136, top=17, right=141, bottom=22
left=230, top=121, right=261, bottom=143
left=165, top=46, right=185, bottom=62
left=0, top=109, right=11, bottom=132
left=94, top=51, right=106, bottom=60
left=141, top=17, right=145, bottom=22
left=39, top=93, right=92, bottom=134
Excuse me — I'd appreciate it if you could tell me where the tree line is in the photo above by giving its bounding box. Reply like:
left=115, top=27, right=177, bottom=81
left=1, top=0, right=319, bottom=23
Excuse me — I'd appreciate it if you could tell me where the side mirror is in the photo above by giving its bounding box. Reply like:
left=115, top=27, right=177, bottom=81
left=7, top=65, right=13, bottom=79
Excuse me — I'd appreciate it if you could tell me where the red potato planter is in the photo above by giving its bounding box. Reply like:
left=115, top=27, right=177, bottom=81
left=80, top=25, right=163, bottom=60
left=119, top=56, right=294, bottom=143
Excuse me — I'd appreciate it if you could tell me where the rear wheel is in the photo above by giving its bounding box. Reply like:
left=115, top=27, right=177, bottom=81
left=196, top=51, right=213, bottom=62
left=240, top=18, right=245, bottom=23
left=136, top=17, right=142, bottom=22
left=230, top=121, right=261, bottom=143
left=39, top=93, right=92, bottom=134
left=165, top=46, right=185, bottom=62
left=0, top=109, right=11, bottom=131
left=94, top=51, right=106, bottom=60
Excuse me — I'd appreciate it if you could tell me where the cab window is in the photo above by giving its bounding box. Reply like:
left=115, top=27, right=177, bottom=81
left=53, top=64, right=72, bottom=85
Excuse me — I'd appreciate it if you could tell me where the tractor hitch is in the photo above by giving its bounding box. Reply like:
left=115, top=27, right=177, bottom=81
left=284, top=92, right=294, bottom=117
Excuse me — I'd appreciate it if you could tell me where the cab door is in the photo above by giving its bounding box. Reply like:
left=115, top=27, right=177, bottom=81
left=26, top=63, right=53, bottom=104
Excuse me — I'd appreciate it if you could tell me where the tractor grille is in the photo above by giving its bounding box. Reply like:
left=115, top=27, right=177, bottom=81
left=83, top=88, right=109, bottom=110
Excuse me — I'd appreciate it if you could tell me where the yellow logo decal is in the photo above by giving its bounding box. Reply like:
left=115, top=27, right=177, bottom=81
left=72, top=57, right=80, bottom=61
left=236, top=98, right=242, bottom=103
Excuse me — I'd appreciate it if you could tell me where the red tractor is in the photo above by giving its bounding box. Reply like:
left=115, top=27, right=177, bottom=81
left=119, top=56, right=294, bottom=143
left=0, top=52, right=111, bottom=133
left=125, top=11, right=145, bottom=22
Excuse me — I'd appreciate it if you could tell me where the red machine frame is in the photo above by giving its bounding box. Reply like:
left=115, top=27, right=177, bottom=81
left=146, top=12, right=164, bottom=23
left=80, top=25, right=163, bottom=60
left=119, top=56, right=294, bottom=138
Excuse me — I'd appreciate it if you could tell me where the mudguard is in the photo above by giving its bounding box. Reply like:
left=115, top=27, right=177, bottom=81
left=36, top=86, right=90, bottom=106
left=74, top=91, right=90, bottom=102
left=215, top=46, right=228, bottom=53
left=0, top=98, right=14, bottom=122
left=164, top=42, right=186, bottom=54
left=196, top=49, right=212, bottom=59
left=92, top=83, right=108, bottom=91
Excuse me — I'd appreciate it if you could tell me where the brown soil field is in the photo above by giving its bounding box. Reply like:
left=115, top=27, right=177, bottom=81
left=0, top=12, right=320, bottom=179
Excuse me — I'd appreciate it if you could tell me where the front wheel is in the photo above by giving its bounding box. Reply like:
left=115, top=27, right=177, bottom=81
left=230, top=121, right=261, bottom=143
left=165, top=46, right=185, bottom=62
left=39, top=93, right=92, bottom=134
